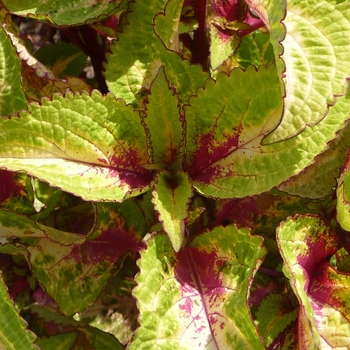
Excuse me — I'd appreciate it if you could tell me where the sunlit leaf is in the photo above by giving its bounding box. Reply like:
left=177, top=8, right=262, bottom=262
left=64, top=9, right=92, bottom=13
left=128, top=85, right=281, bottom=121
left=27, top=202, right=142, bottom=316
left=188, top=74, right=350, bottom=198
left=265, top=0, right=350, bottom=142
left=131, top=225, right=266, bottom=349
left=0, top=25, right=27, bottom=115
left=152, top=171, right=192, bottom=251
left=105, top=0, right=208, bottom=104
left=143, top=66, right=184, bottom=166
left=277, top=215, right=350, bottom=349
left=0, top=90, right=152, bottom=202
left=2, top=0, right=122, bottom=26
left=0, top=274, right=37, bottom=350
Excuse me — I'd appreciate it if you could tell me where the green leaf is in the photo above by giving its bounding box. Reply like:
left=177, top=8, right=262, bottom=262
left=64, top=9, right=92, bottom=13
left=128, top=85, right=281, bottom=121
left=186, top=65, right=283, bottom=198
left=85, top=327, right=124, bottom=350
left=278, top=121, right=350, bottom=199
left=153, top=0, right=183, bottom=52
left=0, top=25, right=27, bottom=115
left=104, top=0, right=208, bottom=104
left=143, top=66, right=184, bottom=166
left=255, top=293, right=298, bottom=347
left=152, top=171, right=192, bottom=251
left=0, top=171, right=34, bottom=215
left=265, top=0, right=350, bottom=142
left=0, top=208, right=85, bottom=243
left=189, top=74, right=350, bottom=198
left=27, top=202, right=141, bottom=316
left=131, top=226, right=266, bottom=349
left=2, top=0, right=122, bottom=26
left=209, top=24, right=241, bottom=70
left=35, top=42, right=87, bottom=78
left=75, top=255, right=139, bottom=345
left=0, top=90, right=152, bottom=202
left=25, top=304, right=123, bottom=349
left=246, top=0, right=286, bottom=89
left=233, top=32, right=275, bottom=69
left=188, top=226, right=266, bottom=348
left=336, top=151, right=350, bottom=231
left=36, top=332, right=78, bottom=350
left=0, top=274, right=37, bottom=350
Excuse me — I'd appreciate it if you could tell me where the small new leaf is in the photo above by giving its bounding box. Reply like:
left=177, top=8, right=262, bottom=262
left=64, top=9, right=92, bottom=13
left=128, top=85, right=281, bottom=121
left=152, top=171, right=192, bottom=251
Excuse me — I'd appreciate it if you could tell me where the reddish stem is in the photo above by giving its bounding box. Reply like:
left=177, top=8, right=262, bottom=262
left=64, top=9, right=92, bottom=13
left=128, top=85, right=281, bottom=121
left=192, top=0, right=210, bottom=69
left=239, top=16, right=265, bottom=37
left=60, top=26, right=108, bottom=94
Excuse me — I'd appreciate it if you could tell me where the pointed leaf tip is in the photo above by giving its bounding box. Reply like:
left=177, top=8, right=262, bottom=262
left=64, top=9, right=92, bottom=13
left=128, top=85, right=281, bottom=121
left=152, top=171, right=192, bottom=251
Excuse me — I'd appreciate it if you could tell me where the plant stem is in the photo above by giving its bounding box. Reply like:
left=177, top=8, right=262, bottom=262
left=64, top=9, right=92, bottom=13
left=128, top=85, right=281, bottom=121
left=192, top=0, right=210, bottom=69
left=60, top=25, right=109, bottom=94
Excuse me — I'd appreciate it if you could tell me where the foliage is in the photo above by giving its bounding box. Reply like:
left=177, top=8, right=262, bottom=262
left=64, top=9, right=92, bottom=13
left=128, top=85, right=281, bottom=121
left=0, top=0, right=349, bottom=348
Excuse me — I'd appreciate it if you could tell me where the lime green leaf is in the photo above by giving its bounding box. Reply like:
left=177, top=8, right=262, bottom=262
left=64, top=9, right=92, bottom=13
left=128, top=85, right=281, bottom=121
left=36, top=332, right=78, bottom=350
left=233, top=32, right=275, bottom=69
left=0, top=274, right=37, bottom=350
left=131, top=226, right=266, bottom=349
left=10, top=28, right=92, bottom=101
left=186, top=65, right=283, bottom=198
left=27, top=203, right=142, bottom=316
left=246, top=0, right=286, bottom=87
left=153, top=0, right=183, bottom=52
left=104, top=0, right=208, bottom=104
left=0, top=208, right=85, bottom=243
left=152, top=171, right=192, bottom=251
left=278, top=121, right=350, bottom=199
left=336, top=151, right=350, bottom=231
left=143, top=66, right=184, bottom=166
left=189, top=74, right=350, bottom=198
left=255, top=293, right=298, bottom=347
left=265, top=0, right=350, bottom=142
left=75, top=257, right=139, bottom=345
left=188, top=226, right=266, bottom=348
left=209, top=24, right=241, bottom=70
left=0, top=90, right=152, bottom=202
left=333, top=248, right=350, bottom=273
left=0, top=244, right=28, bottom=255
left=0, top=25, right=27, bottom=115
left=245, top=0, right=272, bottom=31
left=2, top=0, right=122, bottom=26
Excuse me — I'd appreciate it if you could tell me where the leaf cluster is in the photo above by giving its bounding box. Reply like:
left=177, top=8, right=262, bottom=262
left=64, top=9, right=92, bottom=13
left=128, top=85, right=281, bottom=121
left=0, top=0, right=349, bottom=349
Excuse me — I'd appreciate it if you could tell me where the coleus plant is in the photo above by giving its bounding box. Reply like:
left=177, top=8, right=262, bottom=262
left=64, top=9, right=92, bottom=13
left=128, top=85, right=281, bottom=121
left=0, top=0, right=349, bottom=348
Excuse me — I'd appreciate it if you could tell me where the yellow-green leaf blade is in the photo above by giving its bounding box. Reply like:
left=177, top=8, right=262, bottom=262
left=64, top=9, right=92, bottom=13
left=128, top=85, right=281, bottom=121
left=3, top=0, right=122, bottom=26
left=0, top=274, right=38, bottom=350
left=0, top=91, right=152, bottom=201
left=152, top=171, right=192, bottom=251
left=144, top=67, right=184, bottom=166
left=0, top=25, right=27, bottom=115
